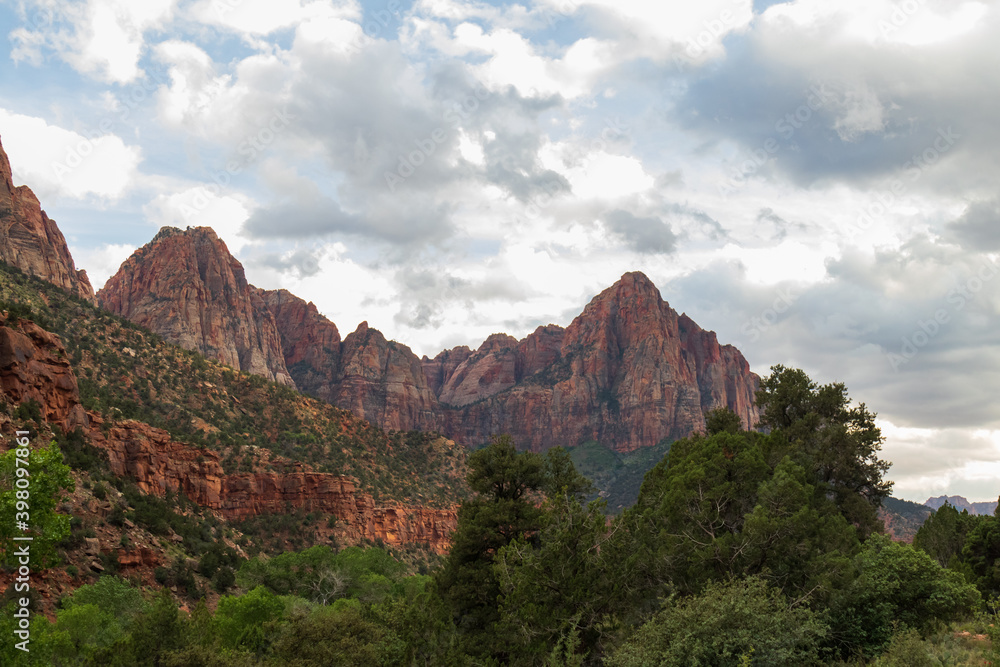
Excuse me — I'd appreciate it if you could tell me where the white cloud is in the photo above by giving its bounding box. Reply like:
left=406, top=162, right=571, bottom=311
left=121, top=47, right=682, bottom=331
left=760, top=0, right=989, bottom=46
left=11, top=0, right=176, bottom=83
left=190, top=0, right=361, bottom=37
left=144, top=187, right=252, bottom=253
left=0, top=109, right=141, bottom=200
left=76, top=242, right=135, bottom=289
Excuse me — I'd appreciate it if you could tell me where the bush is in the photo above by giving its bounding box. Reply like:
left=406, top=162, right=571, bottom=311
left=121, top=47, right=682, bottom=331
left=607, top=577, right=828, bottom=667
left=830, top=535, right=981, bottom=658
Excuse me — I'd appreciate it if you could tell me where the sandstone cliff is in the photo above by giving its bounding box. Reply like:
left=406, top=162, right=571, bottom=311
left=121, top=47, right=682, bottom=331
left=0, top=312, right=89, bottom=430
left=258, top=288, right=341, bottom=401
left=0, top=135, right=95, bottom=303
left=101, top=227, right=759, bottom=455
left=435, top=273, right=759, bottom=453
left=97, top=227, right=295, bottom=387
left=92, top=419, right=456, bottom=553
left=332, top=321, right=444, bottom=432
left=0, top=312, right=457, bottom=552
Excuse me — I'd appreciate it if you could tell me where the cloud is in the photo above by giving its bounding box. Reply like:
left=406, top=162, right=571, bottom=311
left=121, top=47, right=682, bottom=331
left=11, top=0, right=176, bottom=83
left=189, top=0, right=360, bottom=36
left=603, top=209, right=677, bottom=254
left=0, top=109, right=141, bottom=200
left=947, top=199, right=1000, bottom=251
left=75, top=243, right=135, bottom=289
left=144, top=187, right=252, bottom=253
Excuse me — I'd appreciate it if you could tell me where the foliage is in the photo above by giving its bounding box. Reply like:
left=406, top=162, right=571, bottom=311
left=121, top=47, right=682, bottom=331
left=0, top=439, right=74, bottom=568
left=756, top=365, right=892, bottom=538
left=606, top=576, right=828, bottom=667
left=829, top=534, right=981, bottom=658
left=914, top=502, right=984, bottom=570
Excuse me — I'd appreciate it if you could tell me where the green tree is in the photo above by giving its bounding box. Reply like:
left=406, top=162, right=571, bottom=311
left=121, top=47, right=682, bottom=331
left=913, top=502, right=984, bottom=570
left=960, top=504, right=1000, bottom=597
left=606, top=577, right=828, bottom=667
left=270, top=599, right=405, bottom=667
left=829, top=535, right=981, bottom=658
left=214, top=586, right=285, bottom=652
left=0, top=440, right=75, bottom=568
left=756, top=365, right=892, bottom=538
left=495, top=493, right=619, bottom=662
left=436, top=435, right=546, bottom=657
left=704, top=406, right=744, bottom=435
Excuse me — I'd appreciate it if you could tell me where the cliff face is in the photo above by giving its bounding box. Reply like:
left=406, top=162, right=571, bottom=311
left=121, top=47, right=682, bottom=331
left=0, top=136, right=95, bottom=303
left=438, top=272, right=759, bottom=453
left=258, top=288, right=341, bottom=401
left=0, top=313, right=89, bottom=431
left=93, top=420, right=456, bottom=553
left=97, top=227, right=294, bottom=387
left=333, top=322, right=444, bottom=432
left=0, top=312, right=456, bottom=552
left=101, top=227, right=759, bottom=455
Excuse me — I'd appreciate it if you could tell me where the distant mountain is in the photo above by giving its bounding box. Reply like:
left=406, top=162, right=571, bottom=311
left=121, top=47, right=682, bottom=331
left=0, top=135, right=95, bottom=303
left=880, top=497, right=933, bottom=542
left=101, top=229, right=761, bottom=455
left=925, top=495, right=998, bottom=516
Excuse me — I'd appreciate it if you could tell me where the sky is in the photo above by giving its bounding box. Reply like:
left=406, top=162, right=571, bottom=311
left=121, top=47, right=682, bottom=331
left=1, top=0, right=999, bottom=504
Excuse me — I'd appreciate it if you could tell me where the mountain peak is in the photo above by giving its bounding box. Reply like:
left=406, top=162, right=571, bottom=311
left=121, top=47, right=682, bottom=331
left=98, top=227, right=294, bottom=387
left=0, top=135, right=96, bottom=304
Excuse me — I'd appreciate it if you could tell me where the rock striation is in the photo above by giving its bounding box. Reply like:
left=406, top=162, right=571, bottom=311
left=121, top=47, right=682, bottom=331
left=0, top=135, right=95, bottom=303
left=91, top=419, right=456, bottom=553
left=436, top=272, right=758, bottom=452
left=332, top=322, right=444, bottom=432
left=97, top=227, right=295, bottom=387
left=102, top=227, right=759, bottom=454
left=258, top=288, right=341, bottom=401
left=0, top=312, right=89, bottom=430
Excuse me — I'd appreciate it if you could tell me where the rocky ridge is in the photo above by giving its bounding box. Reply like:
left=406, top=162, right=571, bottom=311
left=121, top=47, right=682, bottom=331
left=101, top=228, right=760, bottom=454
left=97, top=227, right=295, bottom=387
left=0, top=135, right=95, bottom=303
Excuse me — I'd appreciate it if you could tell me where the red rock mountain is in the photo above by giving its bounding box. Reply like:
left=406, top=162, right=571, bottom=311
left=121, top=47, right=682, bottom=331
left=0, top=135, right=95, bottom=303
left=102, top=228, right=759, bottom=454
left=97, top=227, right=295, bottom=387
left=435, top=273, right=758, bottom=452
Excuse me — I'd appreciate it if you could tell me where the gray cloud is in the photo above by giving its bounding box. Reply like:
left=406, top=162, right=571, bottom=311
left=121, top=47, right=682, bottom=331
left=604, top=209, right=677, bottom=254
left=947, top=199, right=1000, bottom=251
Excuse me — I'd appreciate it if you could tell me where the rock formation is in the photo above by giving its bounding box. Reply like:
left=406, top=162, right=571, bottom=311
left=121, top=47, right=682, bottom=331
left=925, top=495, right=998, bottom=516
left=332, top=322, right=444, bottom=432
left=0, top=135, right=95, bottom=303
left=436, top=272, right=758, bottom=453
left=102, top=227, right=759, bottom=455
left=92, top=419, right=456, bottom=553
left=0, top=311, right=457, bottom=552
left=0, top=312, right=89, bottom=430
left=97, top=227, right=295, bottom=387
left=258, top=288, right=341, bottom=401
